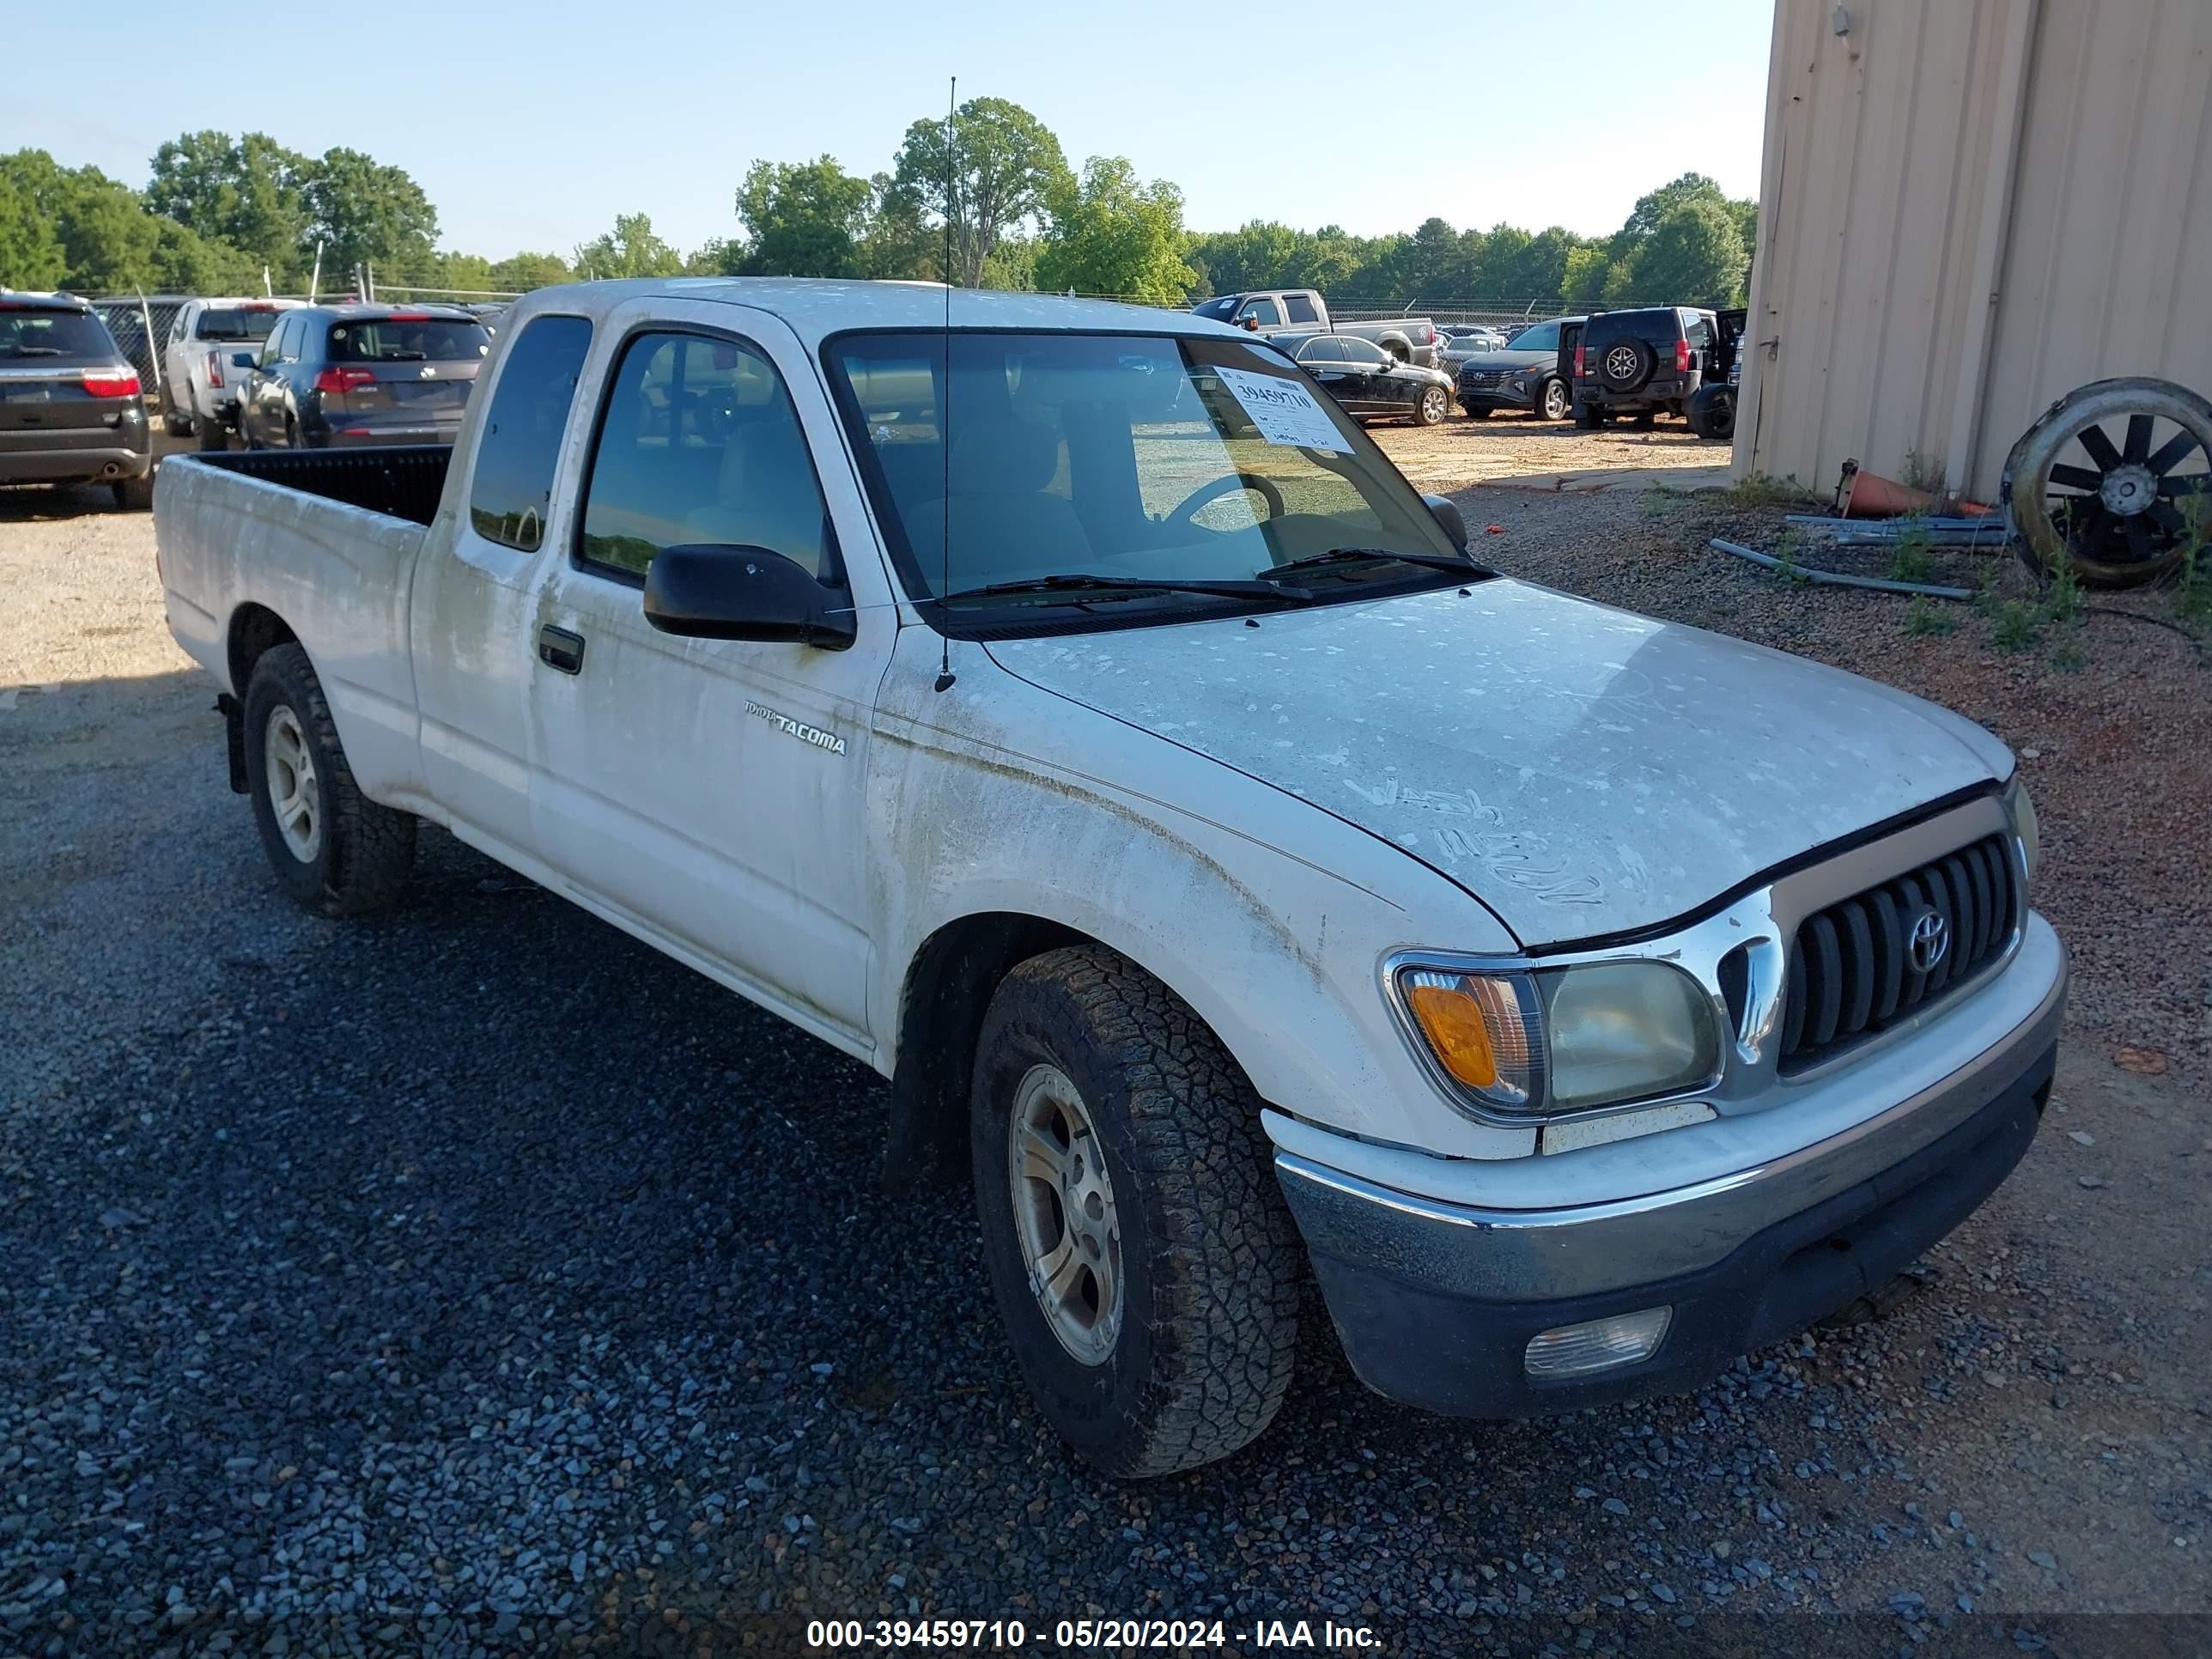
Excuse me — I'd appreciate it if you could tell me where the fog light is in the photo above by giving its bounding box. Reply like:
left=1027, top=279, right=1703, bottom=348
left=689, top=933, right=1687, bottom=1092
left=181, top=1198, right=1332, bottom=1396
left=1523, top=1307, right=1672, bottom=1379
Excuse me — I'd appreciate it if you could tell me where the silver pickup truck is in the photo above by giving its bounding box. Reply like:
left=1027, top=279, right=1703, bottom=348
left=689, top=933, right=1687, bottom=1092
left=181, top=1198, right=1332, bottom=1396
left=157, top=278, right=2064, bottom=1477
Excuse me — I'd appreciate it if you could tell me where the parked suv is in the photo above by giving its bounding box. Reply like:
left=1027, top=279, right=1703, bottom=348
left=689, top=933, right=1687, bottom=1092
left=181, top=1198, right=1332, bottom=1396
left=1571, top=307, right=1717, bottom=427
left=234, top=304, right=491, bottom=450
left=1455, top=317, right=1583, bottom=421
left=0, top=290, right=155, bottom=508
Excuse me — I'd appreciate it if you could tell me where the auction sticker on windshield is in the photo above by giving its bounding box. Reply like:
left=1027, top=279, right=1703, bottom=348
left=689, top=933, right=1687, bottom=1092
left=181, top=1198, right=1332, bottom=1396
left=1212, top=364, right=1352, bottom=453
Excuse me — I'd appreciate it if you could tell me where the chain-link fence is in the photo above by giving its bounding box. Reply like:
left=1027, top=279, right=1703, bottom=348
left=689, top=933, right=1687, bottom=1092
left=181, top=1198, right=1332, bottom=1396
left=88, top=295, right=189, bottom=403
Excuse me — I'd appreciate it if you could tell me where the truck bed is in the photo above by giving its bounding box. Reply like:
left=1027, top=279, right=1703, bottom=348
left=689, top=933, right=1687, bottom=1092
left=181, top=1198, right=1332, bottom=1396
left=195, top=445, right=453, bottom=526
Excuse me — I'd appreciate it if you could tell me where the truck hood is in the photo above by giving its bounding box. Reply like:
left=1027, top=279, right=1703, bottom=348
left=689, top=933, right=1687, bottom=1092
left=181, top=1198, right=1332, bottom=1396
left=985, top=580, right=2010, bottom=946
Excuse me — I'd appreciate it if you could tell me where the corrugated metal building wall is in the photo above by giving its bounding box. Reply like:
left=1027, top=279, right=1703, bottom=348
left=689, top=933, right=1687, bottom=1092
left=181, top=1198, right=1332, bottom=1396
left=1735, top=0, right=2212, bottom=501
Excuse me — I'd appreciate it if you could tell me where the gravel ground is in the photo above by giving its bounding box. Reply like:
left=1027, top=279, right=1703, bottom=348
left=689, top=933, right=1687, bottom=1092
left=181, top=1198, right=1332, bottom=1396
left=3, top=473, right=2209, bottom=1658
left=1376, top=409, right=1725, bottom=492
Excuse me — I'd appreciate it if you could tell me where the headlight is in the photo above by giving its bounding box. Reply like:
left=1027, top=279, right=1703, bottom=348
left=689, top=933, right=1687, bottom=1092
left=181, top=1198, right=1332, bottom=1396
left=2005, top=775, right=2039, bottom=896
left=1395, top=961, right=1721, bottom=1120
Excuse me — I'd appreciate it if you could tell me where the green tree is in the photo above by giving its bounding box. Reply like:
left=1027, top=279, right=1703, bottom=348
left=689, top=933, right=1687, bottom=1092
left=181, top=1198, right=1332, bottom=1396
left=489, top=251, right=573, bottom=291
left=0, top=167, right=66, bottom=289
left=1560, top=242, right=1608, bottom=306
left=572, top=213, right=684, bottom=280
left=1, top=151, right=162, bottom=292
left=1611, top=198, right=1747, bottom=306
left=147, top=131, right=312, bottom=284
left=1035, top=156, right=1196, bottom=304
left=888, top=96, right=1070, bottom=288
left=302, top=148, right=439, bottom=283
left=734, top=155, right=874, bottom=277
left=855, top=173, right=938, bottom=282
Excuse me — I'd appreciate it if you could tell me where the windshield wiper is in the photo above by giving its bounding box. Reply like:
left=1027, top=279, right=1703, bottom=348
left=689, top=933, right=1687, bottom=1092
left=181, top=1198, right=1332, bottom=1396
left=939, top=573, right=1311, bottom=605
left=1258, top=546, right=1491, bottom=584
left=6, top=347, right=65, bottom=358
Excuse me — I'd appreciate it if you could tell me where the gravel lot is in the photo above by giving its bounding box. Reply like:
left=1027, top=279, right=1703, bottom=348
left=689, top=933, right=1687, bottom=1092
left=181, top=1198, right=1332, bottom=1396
left=3, top=456, right=2208, bottom=1657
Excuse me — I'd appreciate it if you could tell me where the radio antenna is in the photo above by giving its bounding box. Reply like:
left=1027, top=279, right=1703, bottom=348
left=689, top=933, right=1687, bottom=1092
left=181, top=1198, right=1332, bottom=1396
left=934, top=75, right=958, bottom=694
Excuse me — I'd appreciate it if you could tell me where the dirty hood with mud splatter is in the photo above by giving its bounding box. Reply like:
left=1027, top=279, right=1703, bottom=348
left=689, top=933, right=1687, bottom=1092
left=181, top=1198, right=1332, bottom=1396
left=985, top=578, right=2011, bottom=946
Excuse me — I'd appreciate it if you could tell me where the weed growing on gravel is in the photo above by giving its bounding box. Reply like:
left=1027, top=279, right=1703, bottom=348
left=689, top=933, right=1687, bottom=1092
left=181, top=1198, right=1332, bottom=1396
left=1905, top=596, right=1955, bottom=637
left=1991, top=599, right=2042, bottom=653
left=1720, top=474, right=1814, bottom=510
left=1887, top=517, right=1935, bottom=584
left=1642, top=489, right=1674, bottom=521
left=2174, top=511, right=2212, bottom=635
left=1771, top=530, right=1810, bottom=585
left=2040, top=562, right=2083, bottom=630
left=2051, top=641, right=2085, bottom=672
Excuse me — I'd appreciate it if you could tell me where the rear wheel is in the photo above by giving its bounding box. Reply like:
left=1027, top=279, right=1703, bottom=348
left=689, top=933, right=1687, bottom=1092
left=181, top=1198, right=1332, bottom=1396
left=198, top=422, right=230, bottom=453
left=162, top=410, right=193, bottom=438
left=971, top=946, right=1301, bottom=1478
left=282, top=416, right=298, bottom=450
left=112, top=472, right=155, bottom=512
left=1414, top=385, right=1449, bottom=427
left=1539, top=376, right=1571, bottom=421
left=242, top=643, right=416, bottom=917
left=1462, top=403, right=1492, bottom=420
left=1574, top=400, right=1607, bottom=429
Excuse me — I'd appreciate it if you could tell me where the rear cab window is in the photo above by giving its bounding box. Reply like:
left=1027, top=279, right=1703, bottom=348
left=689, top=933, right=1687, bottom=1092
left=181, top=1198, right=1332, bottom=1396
left=576, top=330, right=838, bottom=585
left=1281, top=293, right=1320, bottom=325
left=466, top=315, right=594, bottom=552
left=196, top=307, right=285, bottom=343
left=330, top=317, right=492, bottom=363
left=0, top=307, right=116, bottom=360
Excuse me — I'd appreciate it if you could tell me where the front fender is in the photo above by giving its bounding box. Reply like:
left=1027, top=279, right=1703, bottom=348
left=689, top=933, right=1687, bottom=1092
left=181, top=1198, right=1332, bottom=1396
left=866, top=633, right=1533, bottom=1161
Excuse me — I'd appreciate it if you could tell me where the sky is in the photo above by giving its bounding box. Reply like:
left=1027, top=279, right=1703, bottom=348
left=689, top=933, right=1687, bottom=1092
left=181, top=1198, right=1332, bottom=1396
left=3, top=0, right=1775, bottom=261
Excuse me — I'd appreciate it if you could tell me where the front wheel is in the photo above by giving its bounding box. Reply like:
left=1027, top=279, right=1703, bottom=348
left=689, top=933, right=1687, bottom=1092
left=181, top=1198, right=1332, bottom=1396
left=1540, top=377, right=1571, bottom=421
left=1414, top=385, right=1449, bottom=426
left=971, top=946, right=1302, bottom=1478
left=242, top=643, right=416, bottom=916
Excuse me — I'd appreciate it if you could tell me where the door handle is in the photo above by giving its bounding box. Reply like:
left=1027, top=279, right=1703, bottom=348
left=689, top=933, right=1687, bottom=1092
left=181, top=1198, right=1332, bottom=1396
left=538, top=624, right=586, bottom=675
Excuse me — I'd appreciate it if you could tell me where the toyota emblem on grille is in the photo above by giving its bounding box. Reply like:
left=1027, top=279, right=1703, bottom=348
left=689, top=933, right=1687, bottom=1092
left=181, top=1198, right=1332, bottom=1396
left=1909, top=910, right=1950, bottom=974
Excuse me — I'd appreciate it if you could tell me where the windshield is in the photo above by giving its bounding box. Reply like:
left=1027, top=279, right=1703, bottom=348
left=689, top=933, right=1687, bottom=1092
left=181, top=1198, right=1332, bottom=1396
left=0, top=308, right=114, bottom=359
left=196, top=307, right=284, bottom=342
left=328, top=318, right=490, bottom=363
left=1504, top=321, right=1560, bottom=351
left=825, top=330, right=1467, bottom=624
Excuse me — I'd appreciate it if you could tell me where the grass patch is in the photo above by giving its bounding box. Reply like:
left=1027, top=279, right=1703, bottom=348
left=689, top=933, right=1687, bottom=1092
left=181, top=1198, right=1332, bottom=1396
left=1990, top=599, right=2043, bottom=653
left=1905, top=596, right=1954, bottom=636
left=1718, top=473, right=1816, bottom=511
left=1885, top=516, right=1935, bottom=584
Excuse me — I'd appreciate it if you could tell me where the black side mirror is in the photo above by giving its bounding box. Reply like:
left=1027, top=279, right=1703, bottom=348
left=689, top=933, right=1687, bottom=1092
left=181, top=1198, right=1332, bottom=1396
left=1422, top=494, right=1469, bottom=552
left=641, top=544, right=856, bottom=649
left=231, top=352, right=257, bottom=369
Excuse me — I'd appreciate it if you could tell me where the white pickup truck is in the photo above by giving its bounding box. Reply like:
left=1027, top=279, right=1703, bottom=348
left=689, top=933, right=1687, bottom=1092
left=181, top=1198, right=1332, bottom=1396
left=158, top=279, right=2064, bottom=1477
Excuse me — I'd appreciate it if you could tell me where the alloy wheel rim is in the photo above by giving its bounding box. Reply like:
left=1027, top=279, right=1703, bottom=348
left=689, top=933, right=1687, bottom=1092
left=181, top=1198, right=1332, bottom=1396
left=264, top=705, right=321, bottom=862
left=1424, top=387, right=1446, bottom=422
left=1006, top=1062, right=1121, bottom=1366
left=1606, top=345, right=1638, bottom=381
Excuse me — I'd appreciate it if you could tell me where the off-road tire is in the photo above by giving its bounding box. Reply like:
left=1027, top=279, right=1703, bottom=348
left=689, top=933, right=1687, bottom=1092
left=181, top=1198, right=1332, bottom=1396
left=1413, top=385, right=1449, bottom=427
left=242, top=643, right=415, bottom=917
left=971, top=945, right=1302, bottom=1478
left=112, top=472, right=155, bottom=512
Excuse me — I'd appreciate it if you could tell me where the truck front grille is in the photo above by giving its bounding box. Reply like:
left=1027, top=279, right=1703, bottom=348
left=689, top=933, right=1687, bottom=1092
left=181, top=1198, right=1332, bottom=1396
left=1778, top=834, right=2020, bottom=1073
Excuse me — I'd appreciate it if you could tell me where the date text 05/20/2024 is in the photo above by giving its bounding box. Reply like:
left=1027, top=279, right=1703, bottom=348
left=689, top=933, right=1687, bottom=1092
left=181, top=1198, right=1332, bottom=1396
left=805, top=1618, right=1382, bottom=1650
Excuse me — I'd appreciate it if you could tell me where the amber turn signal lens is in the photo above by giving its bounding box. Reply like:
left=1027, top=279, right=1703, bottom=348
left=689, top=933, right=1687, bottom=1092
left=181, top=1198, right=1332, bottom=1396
left=1405, top=978, right=1500, bottom=1088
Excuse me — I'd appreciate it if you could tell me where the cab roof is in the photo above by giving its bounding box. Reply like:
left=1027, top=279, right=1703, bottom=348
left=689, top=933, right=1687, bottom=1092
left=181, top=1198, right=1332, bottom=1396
left=498, top=277, right=1248, bottom=348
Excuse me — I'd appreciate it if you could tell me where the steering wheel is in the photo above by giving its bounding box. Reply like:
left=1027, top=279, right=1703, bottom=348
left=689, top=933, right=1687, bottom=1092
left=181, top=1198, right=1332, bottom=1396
left=1163, top=471, right=1287, bottom=533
